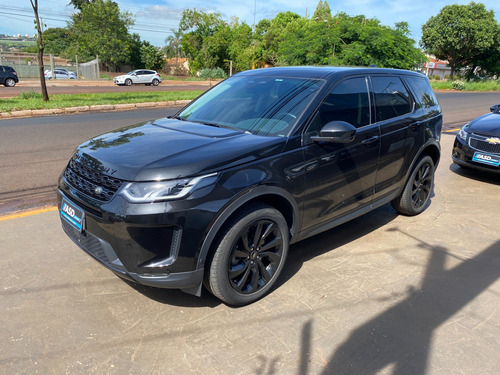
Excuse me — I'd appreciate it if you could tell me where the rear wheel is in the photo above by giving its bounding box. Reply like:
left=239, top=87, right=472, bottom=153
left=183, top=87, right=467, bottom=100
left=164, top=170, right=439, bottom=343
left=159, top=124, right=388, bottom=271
left=391, top=155, right=435, bottom=216
left=125, top=79, right=132, bottom=86
left=206, top=203, right=289, bottom=306
left=152, top=78, right=160, bottom=86
left=4, top=78, right=16, bottom=87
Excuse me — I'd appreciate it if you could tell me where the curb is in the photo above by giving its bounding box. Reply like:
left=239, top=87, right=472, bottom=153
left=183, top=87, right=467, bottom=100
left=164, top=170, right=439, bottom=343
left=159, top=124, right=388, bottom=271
left=0, top=99, right=192, bottom=119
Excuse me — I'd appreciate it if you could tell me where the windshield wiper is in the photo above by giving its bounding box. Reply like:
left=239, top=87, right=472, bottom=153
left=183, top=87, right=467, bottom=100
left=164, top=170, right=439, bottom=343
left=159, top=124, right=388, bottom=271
left=168, top=115, right=186, bottom=121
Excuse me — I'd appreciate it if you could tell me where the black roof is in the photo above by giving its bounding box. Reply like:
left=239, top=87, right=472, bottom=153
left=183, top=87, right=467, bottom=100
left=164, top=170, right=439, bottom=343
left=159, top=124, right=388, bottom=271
left=237, top=66, right=425, bottom=80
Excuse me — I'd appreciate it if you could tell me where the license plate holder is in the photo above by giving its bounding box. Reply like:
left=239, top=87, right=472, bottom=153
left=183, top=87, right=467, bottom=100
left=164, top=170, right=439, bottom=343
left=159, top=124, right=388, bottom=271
left=472, top=151, right=500, bottom=167
left=60, top=198, right=85, bottom=232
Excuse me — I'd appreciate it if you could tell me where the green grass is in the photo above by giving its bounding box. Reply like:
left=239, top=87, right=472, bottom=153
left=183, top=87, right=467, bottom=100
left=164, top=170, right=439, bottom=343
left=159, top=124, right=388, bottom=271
left=430, top=79, right=500, bottom=91
left=159, top=74, right=208, bottom=81
left=0, top=90, right=203, bottom=112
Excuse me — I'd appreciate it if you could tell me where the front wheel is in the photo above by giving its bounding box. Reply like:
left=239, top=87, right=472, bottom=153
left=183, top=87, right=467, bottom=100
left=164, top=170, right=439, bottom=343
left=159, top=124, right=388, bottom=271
left=4, top=78, right=16, bottom=87
left=125, top=79, right=132, bottom=86
left=391, top=155, right=435, bottom=216
left=206, top=203, right=289, bottom=306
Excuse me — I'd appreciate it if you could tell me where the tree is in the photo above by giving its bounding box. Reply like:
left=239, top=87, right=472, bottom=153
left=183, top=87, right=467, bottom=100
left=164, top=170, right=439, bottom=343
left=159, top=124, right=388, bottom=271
left=29, top=0, right=49, bottom=101
left=421, top=2, right=500, bottom=78
left=140, top=43, right=164, bottom=71
left=43, top=28, right=71, bottom=56
left=68, top=0, right=134, bottom=71
left=179, top=9, right=225, bottom=72
left=313, top=0, right=333, bottom=21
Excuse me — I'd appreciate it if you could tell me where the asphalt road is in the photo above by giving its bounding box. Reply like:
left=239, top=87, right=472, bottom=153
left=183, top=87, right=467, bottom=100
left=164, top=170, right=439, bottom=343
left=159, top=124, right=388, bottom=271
left=0, top=91, right=499, bottom=215
left=0, top=80, right=211, bottom=98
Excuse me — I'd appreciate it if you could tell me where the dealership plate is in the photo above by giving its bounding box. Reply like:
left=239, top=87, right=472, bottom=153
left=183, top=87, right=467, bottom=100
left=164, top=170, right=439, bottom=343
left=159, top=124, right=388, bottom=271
left=472, top=151, right=500, bottom=167
left=60, top=198, right=85, bottom=232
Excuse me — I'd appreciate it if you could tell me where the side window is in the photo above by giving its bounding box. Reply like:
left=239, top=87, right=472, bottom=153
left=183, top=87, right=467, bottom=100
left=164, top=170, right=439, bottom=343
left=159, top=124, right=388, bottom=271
left=406, top=76, right=438, bottom=109
left=308, top=77, right=370, bottom=133
left=372, top=76, right=412, bottom=122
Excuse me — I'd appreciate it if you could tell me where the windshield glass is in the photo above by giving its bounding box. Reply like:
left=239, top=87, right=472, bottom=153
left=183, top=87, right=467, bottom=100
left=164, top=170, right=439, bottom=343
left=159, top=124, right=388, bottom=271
left=179, top=75, right=323, bottom=137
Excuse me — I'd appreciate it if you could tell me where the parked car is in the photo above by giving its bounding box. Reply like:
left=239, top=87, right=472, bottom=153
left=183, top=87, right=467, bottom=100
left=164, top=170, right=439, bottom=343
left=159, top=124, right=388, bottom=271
left=452, top=104, right=500, bottom=173
left=113, top=70, right=162, bottom=86
left=0, top=65, right=19, bottom=87
left=58, top=67, right=442, bottom=305
left=44, top=68, right=78, bottom=79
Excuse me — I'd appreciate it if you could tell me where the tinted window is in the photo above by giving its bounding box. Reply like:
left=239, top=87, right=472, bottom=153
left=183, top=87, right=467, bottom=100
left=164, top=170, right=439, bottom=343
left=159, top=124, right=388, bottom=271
left=372, top=76, right=412, bottom=122
left=308, top=77, right=370, bottom=133
left=406, top=76, right=438, bottom=109
left=179, top=76, right=322, bottom=137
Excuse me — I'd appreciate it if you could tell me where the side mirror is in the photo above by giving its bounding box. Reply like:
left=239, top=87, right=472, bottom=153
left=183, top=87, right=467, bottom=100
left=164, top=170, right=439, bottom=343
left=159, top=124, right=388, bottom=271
left=311, top=121, right=357, bottom=143
left=490, top=104, right=500, bottom=113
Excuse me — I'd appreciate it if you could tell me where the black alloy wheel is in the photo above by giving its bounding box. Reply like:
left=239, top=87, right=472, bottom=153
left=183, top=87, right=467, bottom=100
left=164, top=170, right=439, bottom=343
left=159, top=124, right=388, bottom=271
left=392, top=155, right=435, bottom=216
left=206, top=203, right=289, bottom=306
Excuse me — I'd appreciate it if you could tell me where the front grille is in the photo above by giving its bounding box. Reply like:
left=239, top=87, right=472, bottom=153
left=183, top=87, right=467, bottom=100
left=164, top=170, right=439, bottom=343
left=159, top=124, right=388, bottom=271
left=469, top=136, right=500, bottom=154
left=64, top=158, right=125, bottom=201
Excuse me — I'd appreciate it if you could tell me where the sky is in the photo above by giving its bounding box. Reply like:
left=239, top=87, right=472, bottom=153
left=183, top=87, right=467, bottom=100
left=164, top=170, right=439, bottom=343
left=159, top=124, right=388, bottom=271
left=1, top=0, right=500, bottom=47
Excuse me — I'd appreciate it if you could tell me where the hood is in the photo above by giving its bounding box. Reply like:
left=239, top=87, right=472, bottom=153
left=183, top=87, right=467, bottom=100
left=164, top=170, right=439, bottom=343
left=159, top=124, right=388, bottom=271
left=468, top=112, right=500, bottom=137
left=72, top=118, right=287, bottom=181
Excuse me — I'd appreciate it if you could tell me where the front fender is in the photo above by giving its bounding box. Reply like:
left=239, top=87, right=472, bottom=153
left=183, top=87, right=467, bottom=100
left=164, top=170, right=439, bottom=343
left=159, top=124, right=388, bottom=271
left=195, top=184, right=301, bottom=271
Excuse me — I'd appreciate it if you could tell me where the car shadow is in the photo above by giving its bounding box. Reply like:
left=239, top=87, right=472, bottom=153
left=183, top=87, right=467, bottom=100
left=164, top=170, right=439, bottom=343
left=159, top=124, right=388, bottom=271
left=449, top=162, right=500, bottom=184
left=119, top=278, right=221, bottom=308
left=312, top=236, right=500, bottom=375
left=277, top=203, right=399, bottom=289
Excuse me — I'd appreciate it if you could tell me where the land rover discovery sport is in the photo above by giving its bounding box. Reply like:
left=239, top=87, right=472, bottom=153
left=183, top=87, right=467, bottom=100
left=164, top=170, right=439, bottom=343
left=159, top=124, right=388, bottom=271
left=58, top=67, right=442, bottom=305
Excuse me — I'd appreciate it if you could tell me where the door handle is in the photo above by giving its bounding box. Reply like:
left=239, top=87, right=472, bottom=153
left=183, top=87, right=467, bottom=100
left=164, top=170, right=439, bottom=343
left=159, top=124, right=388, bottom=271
left=362, top=136, right=379, bottom=145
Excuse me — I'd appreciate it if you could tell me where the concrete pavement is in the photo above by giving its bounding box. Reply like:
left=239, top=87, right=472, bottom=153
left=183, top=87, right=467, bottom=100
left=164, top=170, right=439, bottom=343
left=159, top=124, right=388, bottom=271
left=1, top=131, right=500, bottom=374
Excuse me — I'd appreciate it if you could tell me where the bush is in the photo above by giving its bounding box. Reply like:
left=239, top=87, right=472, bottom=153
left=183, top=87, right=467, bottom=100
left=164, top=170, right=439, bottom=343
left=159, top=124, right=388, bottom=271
left=452, top=80, right=466, bottom=91
left=199, top=67, right=228, bottom=79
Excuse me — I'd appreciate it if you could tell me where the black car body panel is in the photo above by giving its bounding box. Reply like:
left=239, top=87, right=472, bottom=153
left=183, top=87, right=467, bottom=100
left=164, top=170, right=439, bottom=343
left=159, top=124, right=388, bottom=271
left=58, top=67, right=442, bottom=301
left=0, top=65, right=19, bottom=86
left=452, top=107, right=500, bottom=173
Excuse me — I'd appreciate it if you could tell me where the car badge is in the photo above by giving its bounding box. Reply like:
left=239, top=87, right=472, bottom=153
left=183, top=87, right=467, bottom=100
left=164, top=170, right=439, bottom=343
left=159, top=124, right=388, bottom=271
left=485, top=137, right=500, bottom=145
left=94, top=186, right=104, bottom=195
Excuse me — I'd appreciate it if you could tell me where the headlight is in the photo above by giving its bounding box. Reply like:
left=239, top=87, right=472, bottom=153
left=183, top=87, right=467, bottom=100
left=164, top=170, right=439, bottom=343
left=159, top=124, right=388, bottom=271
left=120, top=173, right=217, bottom=203
left=457, top=124, right=469, bottom=141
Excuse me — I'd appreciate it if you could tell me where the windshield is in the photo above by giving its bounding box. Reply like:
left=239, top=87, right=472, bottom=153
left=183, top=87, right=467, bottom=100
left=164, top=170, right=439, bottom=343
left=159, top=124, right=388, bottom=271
left=178, top=75, right=323, bottom=137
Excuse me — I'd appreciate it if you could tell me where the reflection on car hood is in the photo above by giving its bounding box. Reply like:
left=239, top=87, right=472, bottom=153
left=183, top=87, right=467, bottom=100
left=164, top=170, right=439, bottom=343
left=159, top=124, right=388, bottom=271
left=73, top=118, right=287, bottom=181
left=114, top=75, right=128, bottom=80
left=468, top=112, right=500, bottom=136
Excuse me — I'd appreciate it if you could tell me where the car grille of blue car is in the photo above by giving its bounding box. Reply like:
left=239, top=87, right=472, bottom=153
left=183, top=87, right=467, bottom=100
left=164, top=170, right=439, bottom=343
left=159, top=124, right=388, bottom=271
left=64, top=158, right=125, bottom=201
left=469, top=136, right=500, bottom=155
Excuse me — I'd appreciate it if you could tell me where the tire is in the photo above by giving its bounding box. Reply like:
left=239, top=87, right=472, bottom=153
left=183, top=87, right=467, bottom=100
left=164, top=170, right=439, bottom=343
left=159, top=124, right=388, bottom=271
left=125, top=79, right=132, bottom=86
left=206, top=203, right=289, bottom=306
left=391, top=155, right=435, bottom=216
left=4, top=78, right=16, bottom=87
left=152, top=79, right=160, bottom=86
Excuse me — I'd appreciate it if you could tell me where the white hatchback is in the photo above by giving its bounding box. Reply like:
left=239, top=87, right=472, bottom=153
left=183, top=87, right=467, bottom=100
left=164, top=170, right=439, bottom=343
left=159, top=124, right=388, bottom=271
left=113, top=70, right=162, bottom=86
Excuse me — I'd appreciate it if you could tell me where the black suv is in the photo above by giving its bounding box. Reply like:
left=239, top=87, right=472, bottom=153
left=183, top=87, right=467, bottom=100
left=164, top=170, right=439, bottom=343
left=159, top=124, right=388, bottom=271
left=58, top=67, right=442, bottom=305
left=0, top=65, right=19, bottom=87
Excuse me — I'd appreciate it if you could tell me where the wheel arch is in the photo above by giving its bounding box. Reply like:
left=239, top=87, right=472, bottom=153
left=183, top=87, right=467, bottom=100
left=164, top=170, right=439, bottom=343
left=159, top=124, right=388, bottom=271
left=196, top=186, right=299, bottom=271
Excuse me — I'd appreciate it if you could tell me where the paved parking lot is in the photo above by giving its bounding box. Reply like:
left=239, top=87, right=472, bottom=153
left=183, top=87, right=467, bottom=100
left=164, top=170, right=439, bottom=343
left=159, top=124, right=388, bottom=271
left=1, top=131, right=500, bottom=374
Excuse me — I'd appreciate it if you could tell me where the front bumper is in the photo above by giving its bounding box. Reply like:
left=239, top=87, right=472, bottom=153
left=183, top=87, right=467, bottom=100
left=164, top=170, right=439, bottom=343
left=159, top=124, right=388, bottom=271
left=452, top=136, right=500, bottom=174
left=57, top=186, right=218, bottom=294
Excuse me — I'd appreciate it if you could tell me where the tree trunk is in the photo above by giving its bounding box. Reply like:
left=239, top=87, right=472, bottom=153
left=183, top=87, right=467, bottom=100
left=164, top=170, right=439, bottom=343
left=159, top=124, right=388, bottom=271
left=30, top=0, right=49, bottom=101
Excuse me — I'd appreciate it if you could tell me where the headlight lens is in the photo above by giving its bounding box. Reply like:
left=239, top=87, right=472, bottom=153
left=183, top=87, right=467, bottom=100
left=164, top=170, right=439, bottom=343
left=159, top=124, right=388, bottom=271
left=120, top=173, right=217, bottom=203
left=458, top=124, right=469, bottom=141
